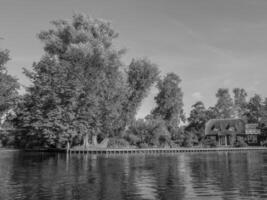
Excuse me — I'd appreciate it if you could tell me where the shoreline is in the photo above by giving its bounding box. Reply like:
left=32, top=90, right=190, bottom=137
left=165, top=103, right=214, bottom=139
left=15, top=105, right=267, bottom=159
left=0, top=148, right=21, bottom=152
left=20, top=146, right=267, bottom=154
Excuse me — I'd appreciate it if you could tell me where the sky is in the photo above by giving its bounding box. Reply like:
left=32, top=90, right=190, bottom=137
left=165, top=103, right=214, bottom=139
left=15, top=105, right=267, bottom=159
left=1, top=0, right=267, bottom=118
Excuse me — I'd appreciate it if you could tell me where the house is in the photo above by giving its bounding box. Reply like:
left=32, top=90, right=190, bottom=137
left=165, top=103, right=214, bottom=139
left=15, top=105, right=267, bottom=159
left=205, top=119, right=260, bottom=146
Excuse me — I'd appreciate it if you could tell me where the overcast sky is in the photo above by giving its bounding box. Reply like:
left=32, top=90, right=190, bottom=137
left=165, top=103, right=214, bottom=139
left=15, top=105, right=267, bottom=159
left=1, top=0, right=267, bottom=118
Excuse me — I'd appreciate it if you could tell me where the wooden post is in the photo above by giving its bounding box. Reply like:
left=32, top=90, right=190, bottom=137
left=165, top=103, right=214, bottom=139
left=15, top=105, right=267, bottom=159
left=225, top=136, right=227, bottom=146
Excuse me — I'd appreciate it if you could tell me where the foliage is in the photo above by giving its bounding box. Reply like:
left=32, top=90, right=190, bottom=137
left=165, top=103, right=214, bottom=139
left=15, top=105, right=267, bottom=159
left=0, top=49, right=19, bottom=118
left=234, top=137, right=248, bottom=147
left=182, top=132, right=195, bottom=147
left=121, top=59, right=159, bottom=129
left=13, top=14, right=159, bottom=148
left=233, top=88, right=247, bottom=118
left=0, top=130, right=14, bottom=147
left=169, top=126, right=184, bottom=146
left=202, top=137, right=217, bottom=148
left=245, top=94, right=263, bottom=123
left=107, top=138, right=130, bottom=148
left=260, top=139, right=267, bottom=147
left=152, top=73, right=184, bottom=134
left=186, top=101, right=207, bottom=143
left=205, top=106, right=218, bottom=120
left=260, top=98, right=267, bottom=127
left=215, top=88, right=234, bottom=118
left=125, top=117, right=171, bottom=148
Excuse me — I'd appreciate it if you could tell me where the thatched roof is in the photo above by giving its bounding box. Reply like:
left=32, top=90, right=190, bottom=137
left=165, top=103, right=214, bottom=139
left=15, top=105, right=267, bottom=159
left=205, top=118, right=246, bottom=136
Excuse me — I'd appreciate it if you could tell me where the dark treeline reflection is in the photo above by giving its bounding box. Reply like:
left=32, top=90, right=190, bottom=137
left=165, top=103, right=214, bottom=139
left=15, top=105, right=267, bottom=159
left=0, top=151, right=267, bottom=200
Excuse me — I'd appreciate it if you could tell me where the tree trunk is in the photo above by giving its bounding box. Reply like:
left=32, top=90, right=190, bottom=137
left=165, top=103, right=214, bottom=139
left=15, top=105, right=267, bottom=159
left=83, top=134, right=89, bottom=148
left=92, top=135, right=97, bottom=145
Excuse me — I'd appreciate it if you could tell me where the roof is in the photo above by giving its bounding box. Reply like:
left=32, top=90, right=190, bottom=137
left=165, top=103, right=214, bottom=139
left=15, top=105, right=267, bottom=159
left=245, top=124, right=258, bottom=129
left=205, top=118, right=246, bottom=136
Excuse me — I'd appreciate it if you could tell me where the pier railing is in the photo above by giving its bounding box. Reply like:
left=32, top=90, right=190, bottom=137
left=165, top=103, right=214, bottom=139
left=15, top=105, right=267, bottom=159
left=67, top=146, right=267, bottom=154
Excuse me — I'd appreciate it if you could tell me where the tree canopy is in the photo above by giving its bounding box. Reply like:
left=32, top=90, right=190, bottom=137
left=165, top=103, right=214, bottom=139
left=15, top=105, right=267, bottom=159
left=215, top=88, right=234, bottom=119
left=152, top=73, right=184, bottom=133
left=13, top=14, right=159, bottom=148
left=0, top=49, right=19, bottom=119
left=233, top=88, right=247, bottom=118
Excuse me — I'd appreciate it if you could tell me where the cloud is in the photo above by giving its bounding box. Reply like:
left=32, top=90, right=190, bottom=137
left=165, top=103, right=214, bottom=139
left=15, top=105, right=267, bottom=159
left=192, top=92, right=203, bottom=100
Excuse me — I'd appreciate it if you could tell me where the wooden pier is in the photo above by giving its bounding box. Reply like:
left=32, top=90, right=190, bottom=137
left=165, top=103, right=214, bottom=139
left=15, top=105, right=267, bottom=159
left=67, top=147, right=267, bottom=155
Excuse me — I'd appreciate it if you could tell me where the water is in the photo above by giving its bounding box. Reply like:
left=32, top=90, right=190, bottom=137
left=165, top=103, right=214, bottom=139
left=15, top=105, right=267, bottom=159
left=0, top=151, right=267, bottom=200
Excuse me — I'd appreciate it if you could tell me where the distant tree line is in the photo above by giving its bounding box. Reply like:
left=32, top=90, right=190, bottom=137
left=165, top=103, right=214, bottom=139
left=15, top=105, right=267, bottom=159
left=185, top=88, right=267, bottom=147
left=1, top=14, right=267, bottom=148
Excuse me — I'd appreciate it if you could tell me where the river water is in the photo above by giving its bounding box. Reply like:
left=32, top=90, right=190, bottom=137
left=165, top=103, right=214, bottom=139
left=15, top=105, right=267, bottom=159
left=0, top=150, right=267, bottom=200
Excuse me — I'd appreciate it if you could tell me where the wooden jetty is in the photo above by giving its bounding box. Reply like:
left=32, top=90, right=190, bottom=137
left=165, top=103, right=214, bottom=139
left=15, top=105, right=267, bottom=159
left=67, top=146, right=267, bottom=155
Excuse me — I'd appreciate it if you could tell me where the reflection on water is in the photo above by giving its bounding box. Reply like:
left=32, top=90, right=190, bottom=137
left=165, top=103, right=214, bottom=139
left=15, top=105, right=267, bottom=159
left=0, top=151, right=267, bottom=200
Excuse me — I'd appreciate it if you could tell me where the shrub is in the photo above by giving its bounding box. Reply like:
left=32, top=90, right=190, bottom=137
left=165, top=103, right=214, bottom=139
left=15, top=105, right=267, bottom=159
left=203, top=137, right=217, bottom=148
left=234, top=137, right=248, bottom=147
left=125, top=117, right=172, bottom=148
left=170, top=127, right=185, bottom=146
left=139, top=143, right=149, bottom=148
left=0, top=130, right=16, bottom=147
left=261, top=140, right=267, bottom=147
left=182, top=132, right=199, bottom=147
left=182, top=132, right=192, bottom=147
left=107, top=138, right=130, bottom=148
left=124, top=131, right=142, bottom=146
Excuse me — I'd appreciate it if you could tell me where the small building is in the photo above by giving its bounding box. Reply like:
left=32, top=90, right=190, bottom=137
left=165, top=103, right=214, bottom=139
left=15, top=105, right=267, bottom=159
left=205, top=119, right=260, bottom=146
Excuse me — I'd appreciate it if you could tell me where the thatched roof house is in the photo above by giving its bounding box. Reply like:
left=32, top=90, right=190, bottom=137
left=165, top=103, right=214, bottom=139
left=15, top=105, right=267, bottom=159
left=205, top=118, right=246, bottom=136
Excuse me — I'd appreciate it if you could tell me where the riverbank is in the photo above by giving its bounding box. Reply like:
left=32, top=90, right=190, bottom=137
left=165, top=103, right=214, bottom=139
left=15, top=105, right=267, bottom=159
left=0, top=148, right=20, bottom=152
left=20, top=146, right=267, bottom=154
left=68, top=146, right=267, bottom=154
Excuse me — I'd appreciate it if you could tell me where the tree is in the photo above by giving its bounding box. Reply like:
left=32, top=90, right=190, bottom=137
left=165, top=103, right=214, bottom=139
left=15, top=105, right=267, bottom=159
left=152, top=73, right=184, bottom=133
left=245, top=94, right=263, bottom=123
left=215, top=88, right=234, bottom=118
left=206, top=106, right=218, bottom=120
left=13, top=14, right=159, bottom=148
left=121, top=59, right=159, bottom=130
left=0, top=49, right=19, bottom=123
left=188, top=101, right=206, bottom=127
left=233, top=88, right=247, bottom=118
left=260, top=98, right=267, bottom=126
left=125, top=116, right=170, bottom=148
left=186, top=101, right=207, bottom=143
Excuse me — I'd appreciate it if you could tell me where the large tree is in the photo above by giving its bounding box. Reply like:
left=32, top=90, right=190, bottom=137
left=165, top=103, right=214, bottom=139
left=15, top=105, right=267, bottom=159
left=233, top=88, right=247, bottom=118
left=0, top=49, right=19, bottom=122
left=187, top=101, right=206, bottom=129
left=152, top=73, right=184, bottom=133
left=14, top=14, right=159, bottom=148
left=215, top=88, right=234, bottom=118
left=245, top=94, right=263, bottom=123
left=186, top=101, right=219, bottom=143
left=261, top=98, right=267, bottom=126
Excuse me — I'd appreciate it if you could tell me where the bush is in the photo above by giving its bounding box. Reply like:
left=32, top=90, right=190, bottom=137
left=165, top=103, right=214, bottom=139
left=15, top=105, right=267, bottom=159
left=124, top=132, right=141, bottom=146
left=139, top=143, right=149, bottom=148
left=0, top=130, right=16, bottom=147
left=181, top=132, right=199, bottom=147
left=170, top=127, right=185, bottom=146
left=182, top=133, right=193, bottom=147
left=203, top=137, right=217, bottom=148
left=107, top=138, right=130, bottom=148
left=261, top=140, right=267, bottom=147
left=125, top=117, right=172, bottom=148
left=234, top=137, right=248, bottom=147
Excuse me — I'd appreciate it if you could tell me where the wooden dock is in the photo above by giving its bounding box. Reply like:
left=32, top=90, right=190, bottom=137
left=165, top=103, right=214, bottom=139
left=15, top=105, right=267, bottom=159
left=67, top=147, right=267, bottom=155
